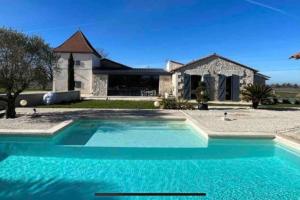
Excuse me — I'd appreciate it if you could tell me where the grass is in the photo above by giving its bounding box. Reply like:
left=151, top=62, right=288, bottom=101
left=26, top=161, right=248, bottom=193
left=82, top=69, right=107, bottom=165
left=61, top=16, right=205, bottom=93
left=273, top=87, right=300, bottom=98
left=259, top=103, right=300, bottom=110
left=38, top=100, right=156, bottom=109
left=38, top=99, right=300, bottom=110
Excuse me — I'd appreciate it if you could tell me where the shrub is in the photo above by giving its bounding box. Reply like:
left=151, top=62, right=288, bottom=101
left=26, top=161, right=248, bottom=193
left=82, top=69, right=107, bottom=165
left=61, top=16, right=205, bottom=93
left=161, top=98, right=177, bottom=109
left=195, top=81, right=209, bottom=104
left=282, top=98, right=292, bottom=104
left=295, top=99, right=300, bottom=105
left=160, top=98, right=195, bottom=110
left=241, top=84, right=273, bottom=109
left=177, top=98, right=195, bottom=110
left=273, top=97, right=279, bottom=104
left=261, top=98, right=273, bottom=105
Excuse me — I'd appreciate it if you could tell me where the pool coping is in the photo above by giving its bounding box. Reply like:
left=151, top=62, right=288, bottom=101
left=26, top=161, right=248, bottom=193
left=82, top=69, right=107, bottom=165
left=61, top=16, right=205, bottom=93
left=0, top=112, right=282, bottom=140
left=0, top=117, right=187, bottom=136
left=0, top=120, right=74, bottom=136
left=0, top=114, right=276, bottom=139
left=180, top=110, right=276, bottom=139
left=274, top=136, right=300, bottom=153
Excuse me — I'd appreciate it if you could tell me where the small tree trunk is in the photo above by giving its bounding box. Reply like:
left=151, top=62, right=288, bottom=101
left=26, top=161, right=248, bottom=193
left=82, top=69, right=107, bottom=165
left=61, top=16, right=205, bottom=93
left=6, top=97, right=16, bottom=118
left=252, top=101, right=259, bottom=109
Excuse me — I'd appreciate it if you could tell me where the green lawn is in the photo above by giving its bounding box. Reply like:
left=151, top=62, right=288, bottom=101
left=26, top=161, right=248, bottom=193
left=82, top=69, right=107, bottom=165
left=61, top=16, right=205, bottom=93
left=259, top=103, right=300, bottom=110
left=273, top=87, right=300, bottom=98
left=38, top=100, right=300, bottom=110
left=38, top=100, right=156, bottom=109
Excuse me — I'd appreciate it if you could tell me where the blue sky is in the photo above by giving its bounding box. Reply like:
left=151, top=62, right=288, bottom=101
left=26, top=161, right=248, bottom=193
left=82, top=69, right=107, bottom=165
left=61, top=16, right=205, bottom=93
left=1, top=0, right=300, bottom=83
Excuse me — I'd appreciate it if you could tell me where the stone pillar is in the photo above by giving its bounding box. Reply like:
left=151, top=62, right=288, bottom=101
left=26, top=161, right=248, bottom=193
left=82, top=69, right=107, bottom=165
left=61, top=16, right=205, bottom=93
left=159, top=75, right=172, bottom=96
left=93, top=74, right=108, bottom=96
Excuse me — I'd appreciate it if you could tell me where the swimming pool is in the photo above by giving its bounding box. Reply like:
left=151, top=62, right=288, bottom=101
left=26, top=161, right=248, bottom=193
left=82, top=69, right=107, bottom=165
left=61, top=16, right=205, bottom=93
left=0, top=120, right=299, bottom=200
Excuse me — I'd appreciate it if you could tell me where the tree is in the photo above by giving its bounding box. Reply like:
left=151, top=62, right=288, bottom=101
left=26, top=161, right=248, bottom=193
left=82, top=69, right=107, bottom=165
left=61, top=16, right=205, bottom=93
left=241, top=84, right=273, bottom=109
left=35, top=48, right=59, bottom=89
left=0, top=28, right=59, bottom=118
left=68, top=53, right=75, bottom=91
left=195, top=81, right=209, bottom=110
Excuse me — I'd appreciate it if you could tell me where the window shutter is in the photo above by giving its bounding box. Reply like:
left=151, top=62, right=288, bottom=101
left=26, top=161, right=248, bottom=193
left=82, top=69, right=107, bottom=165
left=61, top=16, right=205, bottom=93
left=204, top=74, right=215, bottom=100
left=231, top=74, right=240, bottom=101
left=218, top=74, right=226, bottom=101
left=183, top=74, right=191, bottom=100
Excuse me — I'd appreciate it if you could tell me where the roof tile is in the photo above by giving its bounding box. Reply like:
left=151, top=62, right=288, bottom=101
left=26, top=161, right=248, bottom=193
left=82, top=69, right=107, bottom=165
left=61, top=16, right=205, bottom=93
left=54, top=31, right=101, bottom=57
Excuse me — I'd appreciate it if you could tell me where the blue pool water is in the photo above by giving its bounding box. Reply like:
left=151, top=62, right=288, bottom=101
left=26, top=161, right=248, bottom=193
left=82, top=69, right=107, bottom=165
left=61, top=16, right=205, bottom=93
left=0, top=120, right=299, bottom=200
left=54, top=120, right=208, bottom=147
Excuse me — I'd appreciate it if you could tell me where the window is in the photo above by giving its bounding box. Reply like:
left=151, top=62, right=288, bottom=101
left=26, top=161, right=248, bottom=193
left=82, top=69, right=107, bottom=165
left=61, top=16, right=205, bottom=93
left=75, top=60, right=81, bottom=66
left=75, top=81, right=81, bottom=88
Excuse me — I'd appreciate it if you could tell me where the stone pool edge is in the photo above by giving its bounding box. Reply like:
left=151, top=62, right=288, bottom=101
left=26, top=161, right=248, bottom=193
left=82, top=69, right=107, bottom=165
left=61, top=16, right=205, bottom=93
left=180, top=110, right=276, bottom=139
left=0, top=120, right=74, bottom=136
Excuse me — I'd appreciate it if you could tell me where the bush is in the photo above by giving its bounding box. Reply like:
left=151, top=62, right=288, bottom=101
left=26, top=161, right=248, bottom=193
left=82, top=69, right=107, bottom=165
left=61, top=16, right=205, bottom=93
left=160, top=98, right=195, bottom=110
left=177, top=98, right=195, bottom=110
left=282, top=98, right=292, bottom=104
left=161, top=98, right=177, bottom=109
left=241, top=84, right=273, bottom=109
left=261, top=98, right=273, bottom=105
left=273, top=97, right=279, bottom=104
left=294, top=99, right=300, bottom=105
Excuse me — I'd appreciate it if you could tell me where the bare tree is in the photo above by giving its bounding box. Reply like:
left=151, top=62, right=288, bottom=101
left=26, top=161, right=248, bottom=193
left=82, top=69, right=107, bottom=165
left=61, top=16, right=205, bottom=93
left=0, top=28, right=59, bottom=118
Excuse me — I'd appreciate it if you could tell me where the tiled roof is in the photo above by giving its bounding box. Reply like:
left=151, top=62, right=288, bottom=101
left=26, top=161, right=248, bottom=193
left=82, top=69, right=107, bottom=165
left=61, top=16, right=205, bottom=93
left=172, top=53, right=258, bottom=72
left=98, top=58, right=132, bottom=70
left=290, top=52, right=300, bottom=59
left=93, top=68, right=170, bottom=75
left=53, top=31, right=101, bottom=57
left=255, top=73, right=270, bottom=80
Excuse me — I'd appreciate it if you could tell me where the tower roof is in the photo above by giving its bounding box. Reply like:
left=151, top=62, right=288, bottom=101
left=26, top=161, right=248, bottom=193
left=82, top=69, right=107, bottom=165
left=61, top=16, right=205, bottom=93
left=53, top=31, right=101, bottom=57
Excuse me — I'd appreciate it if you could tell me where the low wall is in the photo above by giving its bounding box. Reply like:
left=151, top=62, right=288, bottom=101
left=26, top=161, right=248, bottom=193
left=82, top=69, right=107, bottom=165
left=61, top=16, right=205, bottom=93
left=0, top=91, right=80, bottom=107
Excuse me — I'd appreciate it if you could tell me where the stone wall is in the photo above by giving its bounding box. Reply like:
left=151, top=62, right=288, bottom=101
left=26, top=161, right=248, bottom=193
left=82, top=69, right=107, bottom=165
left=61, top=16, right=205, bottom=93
left=92, top=74, right=108, bottom=96
left=174, top=57, right=254, bottom=100
left=159, top=75, right=172, bottom=96
left=53, top=53, right=95, bottom=95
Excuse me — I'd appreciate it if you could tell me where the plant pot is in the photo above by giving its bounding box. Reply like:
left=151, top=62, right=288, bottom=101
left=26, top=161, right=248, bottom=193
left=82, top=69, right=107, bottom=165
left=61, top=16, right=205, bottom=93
left=198, top=103, right=208, bottom=110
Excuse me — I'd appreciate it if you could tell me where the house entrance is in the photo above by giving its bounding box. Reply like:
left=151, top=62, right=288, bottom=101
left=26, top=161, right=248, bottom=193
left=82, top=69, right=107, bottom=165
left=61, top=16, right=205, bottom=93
left=225, top=76, right=232, bottom=100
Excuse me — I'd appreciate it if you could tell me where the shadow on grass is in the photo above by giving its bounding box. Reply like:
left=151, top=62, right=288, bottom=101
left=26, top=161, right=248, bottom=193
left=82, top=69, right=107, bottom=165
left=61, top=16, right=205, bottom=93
left=20, top=109, right=177, bottom=124
left=0, top=178, right=119, bottom=200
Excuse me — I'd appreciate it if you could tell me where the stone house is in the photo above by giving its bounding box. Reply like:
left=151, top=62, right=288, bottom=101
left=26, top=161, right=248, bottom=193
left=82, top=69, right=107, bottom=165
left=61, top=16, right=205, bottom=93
left=53, top=31, right=269, bottom=101
left=167, top=54, right=269, bottom=101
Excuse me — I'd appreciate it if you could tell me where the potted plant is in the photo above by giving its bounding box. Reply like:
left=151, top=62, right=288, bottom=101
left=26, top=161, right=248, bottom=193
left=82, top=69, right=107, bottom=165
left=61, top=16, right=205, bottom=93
left=195, top=81, right=210, bottom=110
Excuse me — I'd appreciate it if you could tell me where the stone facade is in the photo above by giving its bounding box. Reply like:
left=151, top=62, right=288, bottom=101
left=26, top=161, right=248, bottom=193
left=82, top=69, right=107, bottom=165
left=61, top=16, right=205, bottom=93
left=93, top=74, right=108, bottom=96
left=53, top=52, right=265, bottom=101
left=158, top=75, right=172, bottom=96
left=174, top=57, right=254, bottom=100
left=53, top=53, right=101, bottom=96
